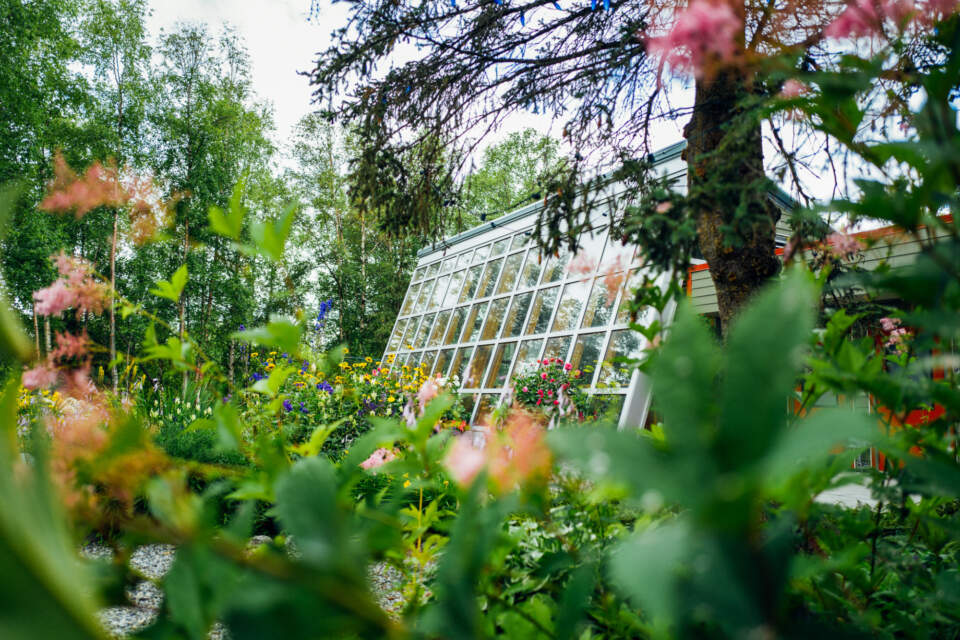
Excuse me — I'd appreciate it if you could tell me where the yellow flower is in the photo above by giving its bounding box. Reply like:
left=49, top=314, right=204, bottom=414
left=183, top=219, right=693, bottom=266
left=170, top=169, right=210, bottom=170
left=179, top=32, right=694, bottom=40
left=365, top=356, right=372, bottom=363
left=343, top=347, right=349, bottom=354
left=269, top=351, right=277, bottom=355
left=251, top=352, right=259, bottom=357
left=387, top=396, right=395, bottom=402
left=403, top=480, right=411, bottom=489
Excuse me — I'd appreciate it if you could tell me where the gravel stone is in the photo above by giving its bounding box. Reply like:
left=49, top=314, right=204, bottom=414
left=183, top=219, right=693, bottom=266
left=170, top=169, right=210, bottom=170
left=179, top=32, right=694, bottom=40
left=126, top=580, right=164, bottom=611
left=98, top=606, right=159, bottom=638
left=80, top=542, right=115, bottom=562
left=130, top=544, right=176, bottom=580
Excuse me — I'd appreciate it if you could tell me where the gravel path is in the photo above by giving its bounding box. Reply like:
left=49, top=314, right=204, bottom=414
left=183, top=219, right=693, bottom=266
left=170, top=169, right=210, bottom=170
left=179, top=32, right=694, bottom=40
left=82, top=540, right=413, bottom=636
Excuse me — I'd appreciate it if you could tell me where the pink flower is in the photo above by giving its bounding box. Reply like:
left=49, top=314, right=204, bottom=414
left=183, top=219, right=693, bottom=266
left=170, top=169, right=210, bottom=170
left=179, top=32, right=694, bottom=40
left=879, top=317, right=901, bottom=332
left=782, top=237, right=800, bottom=263
left=34, top=280, right=76, bottom=316
left=417, top=377, right=440, bottom=414
left=564, top=363, right=573, bottom=371
left=645, top=1, right=741, bottom=77
left=360, top=447, right=397, bottom=471
left=541, top=372, right=548, bottom=380
left=444, top=436, right=486, bottom=487
left=826, top=231, right=863, bottom=259
left=536, top=399, right=542, bottom=406
left=553, top=400, right=560, bottom=405
left=779, top=79, right=808, bottom=99
left=522, top=386, right=529, bottom=393
left=655, top=201, right=673, bottom=213
left=22, top=364, right=58, bottom=390
left=51, top=331, right=89, bottom=361
left=825, top=0, right=916, bottom=39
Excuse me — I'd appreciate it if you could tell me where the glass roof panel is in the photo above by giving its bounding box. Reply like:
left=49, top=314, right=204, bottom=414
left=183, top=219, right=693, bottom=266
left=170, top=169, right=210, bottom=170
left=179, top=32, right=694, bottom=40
left=616, top=269, right=646, bottom=324
left=491, top=237, right=510, bottom=256
left=428, top=309, right=452, bottom=348
left=496, top=251, right=524, bottom=295
left=552, top=279, right=591, bottom=332
left=511, top=338, right=544, bottom=379
left=426, top=262, right=441, bottom=278
left=440, top=257, right=456, bottom=273
left=400, top=317, right=420, bottom=351
left=502, top=291, right=533, bottom=338
left=581, top=277, right=618, bottom=328
left=599, top=236, right=634, bottom=273
left=569, top=332, right=605, bottom=385
left=472, top=244, right=490, bottom=264
left=401, top=283, right=421, bottom=315
left=571, top=228, right=607, bottom=274
left=518, top=250, right=543, bottom=288
left=543, top=335, right=572, bottom=362
left=413, top=313, right=436, bottom=349
left=429, top=274, right=450, bottom=310
left=433, top=348, right=454, bottom=377
left=412, top=266, right=425, bottom=281
left=474, top=393, right=500, bottom=427
left=485, top=341, right=517, bottom=388
left=444, top=306, right=468, bottom=345
left=465, top=344, right=493, bottom=389
left=444, top=270, right=466, bottom=308
left=541, top=249, right=571, bottom=283
left=510, top=233, right=527, bottom=250
left=597, top=329, right=644, bottom=388
left=449, top=346, right=474, bottom=383
left=461, top=302, right=489, bottom=343
left=459, top=265, right=483, bottom=303
left=480, top=297, right=509, bottom=341
left=415, top=279, right=435, bottom=312
left=477, top=257, right=504, bottom=298
left=421, top=350, right=437, bottom=374
left=455, top=250, right=473, bottom=269
left=387, top=319, right=407, bottom=352
left=524, top=286, right=559, bottom=335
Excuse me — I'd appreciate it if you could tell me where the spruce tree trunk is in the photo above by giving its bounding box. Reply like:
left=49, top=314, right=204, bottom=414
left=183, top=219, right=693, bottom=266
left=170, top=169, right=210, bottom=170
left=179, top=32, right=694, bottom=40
left=683, top=67, right=780, bottom=335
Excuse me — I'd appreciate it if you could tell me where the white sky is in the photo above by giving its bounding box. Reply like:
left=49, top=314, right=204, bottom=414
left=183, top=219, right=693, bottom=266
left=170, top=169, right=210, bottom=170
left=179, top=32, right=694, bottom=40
left=144, top=0, right=685, bottom=167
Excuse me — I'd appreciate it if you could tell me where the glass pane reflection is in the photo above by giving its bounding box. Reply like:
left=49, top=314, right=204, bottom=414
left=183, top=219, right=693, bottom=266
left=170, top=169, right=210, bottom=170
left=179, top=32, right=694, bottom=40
left=524, top=287, right=559, bottom=335
left=502, top=292, right=533, bottom=338
left=581, top=276, right=618, bottom=328
left=569, top=332, right=605, bottom=384
left=480, top=297, right=509, bottom=341
left=461, top=302, right=489, bottom=343
left=496, top=252, right=524, bottom=294
left=486, top=342, right=517, bottom=388
left=597, top=329, right=645, bottom=388
left=552, top=280, right=591, bottom=332
left=465, top=344, right=493, bottom=388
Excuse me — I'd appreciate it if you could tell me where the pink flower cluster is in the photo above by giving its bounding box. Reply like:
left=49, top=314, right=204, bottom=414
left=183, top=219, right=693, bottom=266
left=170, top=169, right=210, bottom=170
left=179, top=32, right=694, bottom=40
left=645, top=1, right=741, bottom=77
left=880, top=317, right=910, bottom=351
left=40, top=154, right=130, bottom=218
left=34, top=252, right=110, bottom=317
left=825, top=231, right=863, bottom=260
left=443, top=411, right=552, bottom=493
left=360, top=447, right=398, bottom=471
left=824, top=0, right=957, bottom=39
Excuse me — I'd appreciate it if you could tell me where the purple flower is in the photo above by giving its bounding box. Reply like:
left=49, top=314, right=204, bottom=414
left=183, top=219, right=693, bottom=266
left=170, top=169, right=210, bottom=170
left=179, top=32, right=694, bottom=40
left=299, top=402, right=309, bottom=414
left=283, top=399, right=293, bottom=412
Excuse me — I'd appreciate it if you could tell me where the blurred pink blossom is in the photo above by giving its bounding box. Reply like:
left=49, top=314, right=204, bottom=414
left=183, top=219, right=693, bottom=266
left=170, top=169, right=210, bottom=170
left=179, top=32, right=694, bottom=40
left=360, top=447, right=397, bottom=471
left=779, top=79, right=808, bottom=99
left=825, top=0, right=916, bottom=39
left=879, top=317, right=901, bottom=332
left=567, top=251, right=596, bottom=275
left=826, top=231, right=863, bottom=259
left=51, top=331, right=89, bottom=361
left=645, top=1, right=741, bottom=77
left=444, top=435, right=486, bottom=487
left=417, top=377, right=440, bottom=414
left=34, top=280, right=76, bottom=316
left=22, top=364, right=58, bottom=390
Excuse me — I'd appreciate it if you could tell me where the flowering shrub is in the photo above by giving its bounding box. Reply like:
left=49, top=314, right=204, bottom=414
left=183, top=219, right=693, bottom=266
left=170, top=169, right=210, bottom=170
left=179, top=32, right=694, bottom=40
left=512, top=357, right=590, bottom=420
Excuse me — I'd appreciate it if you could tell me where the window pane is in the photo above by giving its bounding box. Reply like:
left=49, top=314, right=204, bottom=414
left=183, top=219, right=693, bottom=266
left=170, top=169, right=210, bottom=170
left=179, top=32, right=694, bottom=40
left=542, top=249, right=571, bottom=283
left=387, top=319, right=407, bottom=352
left=599, top=237, right=633, bottom=273
left=449, top=346, right=474, bottom=382
left=426, top=262, right=441, bottom=278
left=518, top=251, right=543, bottom=288
left=415, top=279, right=435, bottom=311
left=459, top=265, right=483, bottom=303
left=567, top=230, right=607, bottom=275
left=465, top=344, right=493, bottom=389
left=461, top=302, right=489, bottom=343
left=597, top=329, right=645, bottom=388
left=552, top=280, right=591, bottom=332
left=474, top=393, right=501, bottom=427
left=477, top=257, right=504, bottom=298
left=414, top=313, right=436, bottom=349
left=510, top=233, right=527, bottom=250
left=616, top=270, right=647, bottom=324
left=444, top=270, right=466, bottom=308
left=524, top=287, right=559, bottom=335
left=455, top=250, right=473, bottom=269
left=569, top=332, right=605, bottom=385
left=502, top=292, right=533, bottom=338
left=511, top=338, right=544, bottom=379
left=429, top=274, right=450, bottom=310
left=581, top=276, right=619, bottom=328
left=485, top=342, right=517, bottom=388
left=412, top=266, right=425, bottom=281
left=441, top=257, right=455, bottom=273
left=444, top=307, right=468, bottom=344
left=400, top=317, right=420, bottom=351
left=472, top=244, right=490, bottom=264
left=543, top=335, right=571, bottom=362
left=480, top=297, right=509, bottom=341
left=496, top=252, right=524, bottom=294
left=491, top=237, right=509, bottom=256
left=433, top=348, right=454, bottom=376
left=421, top=350, right=437, bottom=374
left=408, top=351, right=422, bottom=370
left=428, top=310, right=452, bottom=347
left=401, top=283, right=421, bottom=315
left=460, top=393, right=478, bottom=421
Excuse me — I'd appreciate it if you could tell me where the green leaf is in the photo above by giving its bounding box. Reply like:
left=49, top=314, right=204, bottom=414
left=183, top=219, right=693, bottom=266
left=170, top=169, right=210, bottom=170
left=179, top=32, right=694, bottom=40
left=716, top=269, right=817, bottom=469
left=0, top=380, right=103, bottom=639
left=762, top=409, right=878, bottom=482
left=609, top=519, right=689, bottom=626
left=233, top=318, right=303, bottom=356
left=250, top=365, right=295, bottom=398
left=150, top=265, right=188, bottom=302
left=208, top=179, right=246, bottom=240
left=244, top=202, right=297, bottom=263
